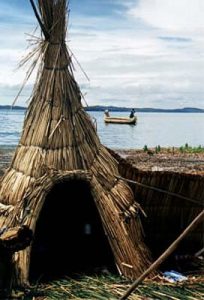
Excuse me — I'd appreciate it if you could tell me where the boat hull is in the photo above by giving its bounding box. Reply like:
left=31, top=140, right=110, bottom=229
left=104, top=116, right=137, bottom=125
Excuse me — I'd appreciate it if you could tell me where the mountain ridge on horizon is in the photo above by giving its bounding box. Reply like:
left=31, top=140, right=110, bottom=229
left=0, top=104, right=204, bottom=113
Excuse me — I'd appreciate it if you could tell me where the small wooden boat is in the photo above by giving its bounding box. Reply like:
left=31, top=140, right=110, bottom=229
left=104, top=113, right=137, bottom=125
left=104, top=116, right=137, bottom=124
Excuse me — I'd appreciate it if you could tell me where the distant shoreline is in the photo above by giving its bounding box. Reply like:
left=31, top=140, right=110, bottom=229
left=85, top=106, right=204, bottom=113
left=0, top=105, right=204, bottom=113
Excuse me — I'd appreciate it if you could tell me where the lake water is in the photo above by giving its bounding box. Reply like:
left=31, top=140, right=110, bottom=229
left=0, top=109, right=204, bottom=149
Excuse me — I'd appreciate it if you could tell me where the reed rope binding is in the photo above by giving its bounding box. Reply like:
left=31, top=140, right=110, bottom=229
left=44, top=64, right=69, bottom=70
left=116, top=175, right=203, bottom=206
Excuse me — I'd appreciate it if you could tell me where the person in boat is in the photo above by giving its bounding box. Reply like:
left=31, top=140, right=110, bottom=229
left=129, top=109, right=135, bottom=118
left=104, top=109, right=110, bottom=117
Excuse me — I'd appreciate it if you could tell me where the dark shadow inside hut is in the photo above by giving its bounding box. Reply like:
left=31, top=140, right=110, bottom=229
left=29, top=180, right=116, bottom=282
left=139, top=198, right=204, bottom=274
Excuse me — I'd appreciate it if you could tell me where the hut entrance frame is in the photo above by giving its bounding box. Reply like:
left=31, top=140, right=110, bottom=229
left=29, top=172, right=116, bottom=281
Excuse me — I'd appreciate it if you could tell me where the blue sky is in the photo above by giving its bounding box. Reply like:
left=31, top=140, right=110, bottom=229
left=1, top=0, right=204, bottom=108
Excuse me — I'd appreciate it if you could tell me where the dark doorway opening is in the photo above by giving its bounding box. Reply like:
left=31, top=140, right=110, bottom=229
left=29, top=180, right=116, bottom=282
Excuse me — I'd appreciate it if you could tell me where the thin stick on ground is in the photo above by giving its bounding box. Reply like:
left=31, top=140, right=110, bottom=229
left=119, top=209, right=204, bottom=300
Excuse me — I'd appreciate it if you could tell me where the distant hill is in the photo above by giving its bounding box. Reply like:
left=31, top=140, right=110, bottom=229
left=0, top=105, right=26, bottom=110
left=85, top=106, right=204, bottom=113
left=0, top=105, right=204, bottom=113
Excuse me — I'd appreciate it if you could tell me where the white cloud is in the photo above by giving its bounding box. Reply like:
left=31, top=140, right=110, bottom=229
left=129, top=0, right=204, bottom=35
left=0, top=21, right=39, bottom=105
left=1, top=1, right=204, bottom=109
left=70, top=14, right=204, bottom=108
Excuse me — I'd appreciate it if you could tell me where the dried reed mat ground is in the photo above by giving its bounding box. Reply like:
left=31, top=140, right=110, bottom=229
left=0, top=147, right=15, bottom=177
left=116, top=148, right=204, bottom=173
left=15, top=274, right=204, bottom=300
left=2, top=147, right=204, bottom=176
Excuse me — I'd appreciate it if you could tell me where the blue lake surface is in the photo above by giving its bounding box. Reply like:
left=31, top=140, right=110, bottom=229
left=0, top=109, right=204, bottom=149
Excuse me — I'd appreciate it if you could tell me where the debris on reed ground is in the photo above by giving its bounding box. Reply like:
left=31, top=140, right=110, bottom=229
left=162, top=270, right=188, bottom=283
left=117, top=148, right=204, bottom=173
left=0, top=148, right=14, bottom=176
left=21, top=275, right=204, bottom=300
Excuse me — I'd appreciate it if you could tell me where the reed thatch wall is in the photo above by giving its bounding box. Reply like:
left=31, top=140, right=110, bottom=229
left=109, top=149, right=204, bottom=259
left=0, top=0, right=151, bottom=288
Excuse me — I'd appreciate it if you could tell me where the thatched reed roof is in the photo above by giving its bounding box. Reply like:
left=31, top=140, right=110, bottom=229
left=0, top=0, right=151, bottom=288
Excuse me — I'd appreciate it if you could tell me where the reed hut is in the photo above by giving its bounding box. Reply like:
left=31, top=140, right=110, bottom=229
left=0, top=0, right=151, bottom=288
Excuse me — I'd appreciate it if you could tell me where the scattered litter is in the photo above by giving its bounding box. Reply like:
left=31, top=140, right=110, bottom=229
left=163, top=270, right=188, bottom=283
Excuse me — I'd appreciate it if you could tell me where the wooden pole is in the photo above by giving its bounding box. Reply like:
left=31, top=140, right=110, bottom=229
left=119, top=209, right=204, bottom=300
left=29, top=0, right=50, bottom=40
left=195, top=246, right=204, bottom=257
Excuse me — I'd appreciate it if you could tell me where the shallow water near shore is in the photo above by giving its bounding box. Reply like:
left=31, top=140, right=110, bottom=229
left=1, top=109, right=204, bottom=149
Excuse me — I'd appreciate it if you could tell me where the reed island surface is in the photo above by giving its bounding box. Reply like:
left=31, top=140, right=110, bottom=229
left=1, top=146, right=204, bottom=176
